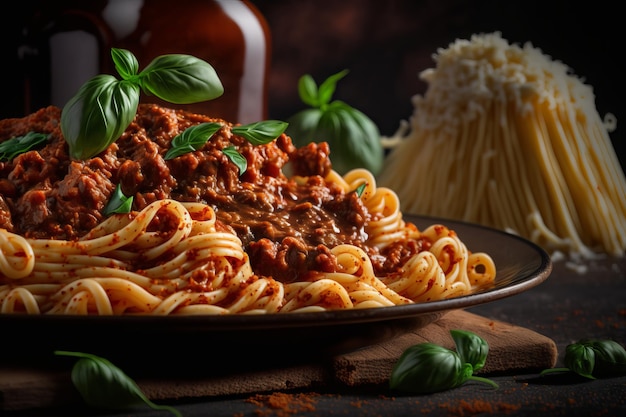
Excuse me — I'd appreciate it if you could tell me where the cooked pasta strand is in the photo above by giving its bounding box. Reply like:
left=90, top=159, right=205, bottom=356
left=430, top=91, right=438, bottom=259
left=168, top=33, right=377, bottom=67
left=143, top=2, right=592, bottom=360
left=1, top=170, right=495, bottom=315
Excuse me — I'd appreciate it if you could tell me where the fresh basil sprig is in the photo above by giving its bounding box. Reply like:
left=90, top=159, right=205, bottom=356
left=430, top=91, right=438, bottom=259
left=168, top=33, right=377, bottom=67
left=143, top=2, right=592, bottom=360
left=103, top=184, right=134, bottom=215
left=55, top=351, right=181, bottom=416
left=540, top=338, right=626, bottom=379
left=390, top=330, right=498, bottom=394
left=61, top=48, right=224, bottom=160
left=164, top=120, right=287, bottom=175
left=0, top=132, right=49, bottom=161
left=286, top=70, right=384, bottom=176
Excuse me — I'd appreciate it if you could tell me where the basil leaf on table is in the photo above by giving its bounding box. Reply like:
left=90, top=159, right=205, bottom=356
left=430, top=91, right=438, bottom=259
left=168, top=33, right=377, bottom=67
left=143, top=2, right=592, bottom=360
left=286, top=70, right=384, bottom=176
left=451, top=329, right=489, bottom=372
left=584, top=339, right=626, bottom=377
left=564, top=343, right=596, bottom=378
left=390, top=331, right=498, bottom=394
left=55, top=351, right=181, bottom=417
left=541, top=338, right=626, bottom=379
left=390, top=343, right=473, bottom=394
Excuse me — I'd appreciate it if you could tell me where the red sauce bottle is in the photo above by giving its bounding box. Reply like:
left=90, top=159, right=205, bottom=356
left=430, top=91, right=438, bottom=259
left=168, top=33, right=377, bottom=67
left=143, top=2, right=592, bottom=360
left=19, top=0, right=270, bottom=124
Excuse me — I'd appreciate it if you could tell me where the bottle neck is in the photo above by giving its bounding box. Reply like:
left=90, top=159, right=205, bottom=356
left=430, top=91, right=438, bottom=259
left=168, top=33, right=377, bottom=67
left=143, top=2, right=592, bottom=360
left=215, top=0, right=268, bottom=124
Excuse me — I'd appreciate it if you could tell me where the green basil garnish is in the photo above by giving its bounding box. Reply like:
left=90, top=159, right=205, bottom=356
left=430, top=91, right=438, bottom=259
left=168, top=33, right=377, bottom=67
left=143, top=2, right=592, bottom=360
left=62, top=75, right=140, bottom=160
left=0, top=131, right=49, bottom=161
left=103, top=184, right=133, bottom=216
left=111, top=47, right=139, bottom=80
left=354, top=182, right=367, bottom=197
left=137, top=54, right=224, bottom=104
left=164, top=122, right=222, bottom=160
left=231, top=120, right=288, bottom=145
left=164, top=120, right=287, bottom=160
left=164, top=120, right=287, bottom=172
left=61, top=48, right=224, bottom=160
left=223, top=146, right=248, bottom=175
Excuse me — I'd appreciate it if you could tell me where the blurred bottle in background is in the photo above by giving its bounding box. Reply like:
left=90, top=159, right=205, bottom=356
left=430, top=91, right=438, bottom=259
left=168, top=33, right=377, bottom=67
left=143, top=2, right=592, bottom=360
left=18, top=0, right=270, bottom=124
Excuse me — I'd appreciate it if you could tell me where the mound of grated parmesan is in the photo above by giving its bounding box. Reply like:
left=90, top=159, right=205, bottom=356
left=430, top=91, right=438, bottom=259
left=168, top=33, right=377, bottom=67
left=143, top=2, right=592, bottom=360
left=377, top=32, right=626, bottom=259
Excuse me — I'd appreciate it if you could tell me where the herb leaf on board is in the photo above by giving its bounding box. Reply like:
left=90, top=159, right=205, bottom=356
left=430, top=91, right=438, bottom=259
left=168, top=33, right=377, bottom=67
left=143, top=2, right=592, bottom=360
left=55, top=351, right=181, bottom=416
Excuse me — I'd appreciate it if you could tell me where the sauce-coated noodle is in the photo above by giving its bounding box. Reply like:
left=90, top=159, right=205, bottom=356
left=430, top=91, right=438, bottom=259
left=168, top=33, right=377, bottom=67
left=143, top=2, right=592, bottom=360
left=1, top=170, right=495, bottom=315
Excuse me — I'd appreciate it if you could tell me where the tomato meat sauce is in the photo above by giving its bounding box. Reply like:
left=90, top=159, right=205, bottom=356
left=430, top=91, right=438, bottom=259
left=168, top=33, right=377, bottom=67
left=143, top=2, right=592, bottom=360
left=0, top=104, right=423, bottom=282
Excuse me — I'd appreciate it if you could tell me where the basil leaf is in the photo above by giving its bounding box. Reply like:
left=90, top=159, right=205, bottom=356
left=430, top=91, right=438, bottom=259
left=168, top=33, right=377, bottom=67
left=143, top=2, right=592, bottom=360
left=223, top=146, right=248, bottom=175
left=61, top=74, right=140, bottom=160
left=289, top=102, right=383, bottom=176
left=297, top=75, right=319, bottom=107
left=231, top=120, right=288, bottom=145
left=164, top=120, right=286, bottom=161
left=0, top=132, right=49, bottom=161
left=138, top=54, right=224, bottom=104
left=390, top=331, right=498, bottom=394
left=354, top=182, right=367, bottom=197
left=451, top=329, right=489, bottom=372
left=284, top=108, right=323, bottom=139
left=578, top=339, right=626, bottom=378
left=111, top=48, right=139, bottom=80
left=164, top=122, right=222, bottom=160
left=541, top=338, right=626, bottom=379
left=55, top=351, right=181, bottom=416
left=287, top=70, right=384, bottom=176
left=103, top=184, right=133, bottom=215
left=390, top=343, right=467, bottom=394
left=317, top=69, right=348, bottom=108
left=61, top=48, right=225, bottom=161
left=564, top=343, right=596, bottom=379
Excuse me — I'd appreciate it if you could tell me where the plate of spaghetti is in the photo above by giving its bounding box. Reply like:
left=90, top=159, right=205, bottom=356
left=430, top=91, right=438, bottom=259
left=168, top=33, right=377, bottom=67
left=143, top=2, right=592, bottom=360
left=0, top=104, right=551, bottom=370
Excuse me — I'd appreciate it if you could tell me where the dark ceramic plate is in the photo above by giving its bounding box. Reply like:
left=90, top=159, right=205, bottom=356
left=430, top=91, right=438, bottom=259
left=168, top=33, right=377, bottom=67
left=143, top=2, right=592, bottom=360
left=0, top=215, right=551, bottom=374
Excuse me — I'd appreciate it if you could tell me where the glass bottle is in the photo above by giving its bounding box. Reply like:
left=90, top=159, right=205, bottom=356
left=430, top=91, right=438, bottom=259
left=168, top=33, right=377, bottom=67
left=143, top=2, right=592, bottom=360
left=19, top=0, right=270, bottom=124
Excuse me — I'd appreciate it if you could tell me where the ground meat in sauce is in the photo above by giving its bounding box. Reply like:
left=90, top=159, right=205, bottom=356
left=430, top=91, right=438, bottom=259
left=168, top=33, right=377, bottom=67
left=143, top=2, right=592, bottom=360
left=0, top=104, right=423, bottom=283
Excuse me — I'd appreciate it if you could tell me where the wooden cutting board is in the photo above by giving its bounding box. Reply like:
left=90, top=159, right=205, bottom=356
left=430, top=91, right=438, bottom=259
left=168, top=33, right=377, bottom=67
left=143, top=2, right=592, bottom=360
left=0, top=310, right=557, bottom=411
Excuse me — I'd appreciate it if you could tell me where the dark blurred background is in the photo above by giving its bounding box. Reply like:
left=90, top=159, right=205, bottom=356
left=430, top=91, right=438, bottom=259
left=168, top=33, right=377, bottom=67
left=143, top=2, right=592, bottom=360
left=1, top=0, right=623, bottom=167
